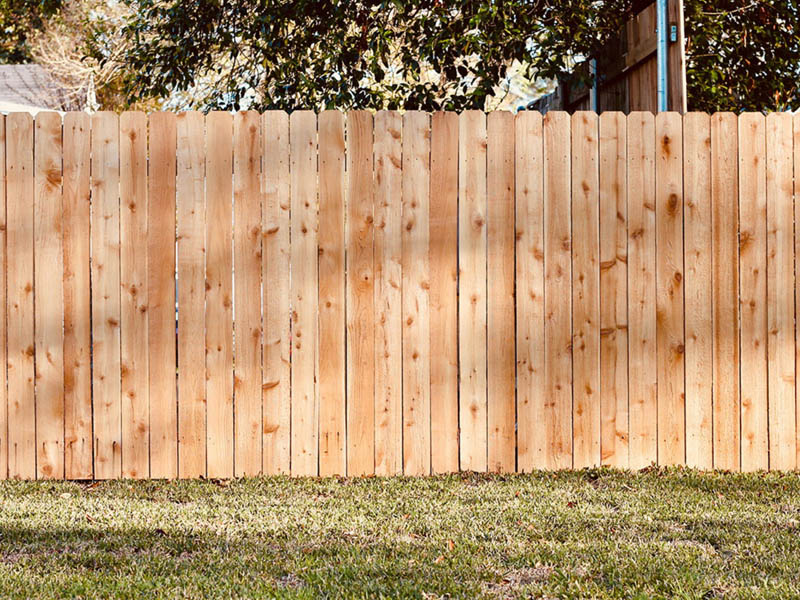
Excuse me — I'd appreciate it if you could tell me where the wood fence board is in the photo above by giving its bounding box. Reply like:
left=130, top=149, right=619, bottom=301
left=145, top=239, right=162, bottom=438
left=91, top=111, right=122, bottom=479
left=795, top=113, right=800, bottom=470
left=290, top=110, right=318, bottom=476
left=458, top=110, right=488, bottom=472
left=711, top=112, right=740, bottom=471
left=262, top=111, right=291, bottom=475
left=373, top=110, right=403, bottom=475
left=766, top=112, right=796, bottom=471
left=429, top=111, right=459, bottom=474
left=148, top=112, right=177, bottom=479
left=543, top=111, right=572, bottom=469
left=655, top=111, right=685, bottom=466
left=177, top=112, right=207, bottom=478
left=0, top=115, right=5, bottom=479
left=62, top=112, right=92, bottom=479
left=346, top=110, right=375, bottom=476
left=598, top=112, right=628, bottom=468
left=571, top=112, right=600, bottom=469
left=738, top=112, right=768, bottom=472
left=6, top=113, right=35, bottom=480
left=206, top=111, right=234, bottom=478
left=402, top=111, right=431, bottom=476
left=626, top=112, right=657, bottom=469
left=515, top=111, right=545, bottom=471
left=233, top=111, right=263, bottom=476
left=119, top=111, right=149, bottom=479
left=486, top=111, right=516, bottom=473
left=34, top=112, right=64, bottom=479
left=683, top=112, right=713, bottom=469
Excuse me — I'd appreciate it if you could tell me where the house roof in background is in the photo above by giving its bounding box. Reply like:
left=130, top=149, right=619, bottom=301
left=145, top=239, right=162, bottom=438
left=0, top=64, right=72, bottom=114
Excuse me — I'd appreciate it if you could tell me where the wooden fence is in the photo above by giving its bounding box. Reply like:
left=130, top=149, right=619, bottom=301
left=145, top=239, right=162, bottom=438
left=0, top=110, right=798, bottom=480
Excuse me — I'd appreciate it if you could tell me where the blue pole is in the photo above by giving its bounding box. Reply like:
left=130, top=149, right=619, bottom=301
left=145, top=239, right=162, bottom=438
left=656, top=0, right=669, bottom=112
left=590, top=59, right=598, bottom=112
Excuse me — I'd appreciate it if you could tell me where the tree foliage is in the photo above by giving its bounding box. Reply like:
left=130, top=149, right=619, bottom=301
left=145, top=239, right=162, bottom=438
left=0, top=0, right=62, bottom=63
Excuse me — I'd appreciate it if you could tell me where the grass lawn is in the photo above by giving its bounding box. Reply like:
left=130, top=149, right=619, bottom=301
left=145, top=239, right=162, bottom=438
left=1, top=469, right=799, bottom=599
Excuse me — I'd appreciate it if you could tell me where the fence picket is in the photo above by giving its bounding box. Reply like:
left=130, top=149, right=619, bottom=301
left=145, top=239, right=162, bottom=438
left=766, top=112, right=796, bottom=471
left=738, top=112, right=768, bottom=472
left=206, top=112, right=234, bottom=478
left=373, top=111, right=403, bottom=475
left=120, top=111, right=149, bottom=479
left=34, top=112, right=65, bottom=479
left=429, top=112, right=459, bottom=474
left=683, top=112, right=713, bottom=469
left=458, top=110, right=488, bottom=472
left=0, top=115, right=6, bottom=479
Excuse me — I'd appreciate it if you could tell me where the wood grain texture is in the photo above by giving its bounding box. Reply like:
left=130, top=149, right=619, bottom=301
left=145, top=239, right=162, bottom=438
left=233, top=111, right=263, bottom=476
left=119, top=111, right=149, bottom=479
left=206, top=112, right=234, bottom=478
left=711, top=112, right=740, bottom=471
left=598, top=112, right=628, bottom=468
left=0, top=116, right=6, bottom=479
left=429, top=112, right=459, bottom=474
left=91, top=111, right=122, bottom=479
left=738, top=112, right=768, bottom=472
left=795, top=113, right=800, bottom=470
left=543, top=111, right=572, bottom=469
left=177, top=112, right=206, bottom=478
left=627, top=112, right=657, bottom=469
left=683, top=113, right=712, bottom=470
left=62, top=113, right=92, bottom=479
left=515, top=111, right=545, bottom=472
left=766, top=112, right=796, bottom=471
left=148, top=112, right=177, bottom=479
left=458, top=110, right=488, bottom=472
left=655, top=112, right=685, bottom=466
left=373, top=111, right=403, bottom=476
left=571, top=112, right=600, bottom=469
left=486, top=111, right=515, bottom=473
left=6, top=113, right=35, bottom=479
left=34, top=112, right=64, bottom=479
left=346, top=111, right=375, bottom=476
left=402, top=111, right=431, bottom=476
left=290, top=110, right=318, bottom=476
left=262, top=111, right=291, bottom=475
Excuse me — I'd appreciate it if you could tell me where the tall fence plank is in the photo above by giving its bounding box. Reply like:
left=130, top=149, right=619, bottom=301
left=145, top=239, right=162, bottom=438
left=429, top=111, right=459, bottom=474
left=317, top=111, right=345, bottom=476
left=458, top=110, right=488, bottom=472
left=346, top=110, right=375, bottom=476
left=290, top=111, right=319, bottom=476
left=148, top=112, right=177, bottom=479
left=0, top=115, right=6, bottom=480
left=233, top=111, right=263, bottom=476
left=738, top=112, right=768, bottom=472
left=373, top=110, right=403, bottom=475
left=62, top=113, right=92, bottom=479
left=206, top=111, right=234, bottom=478
left=515, top=111, right=545, bottom=471
left=120, top=111, right=149, bottom=479
left=7, top=110, right=800, bottom=479
left=766, top=112, right=796, bottom=471
left=543, top=111, right=572, bottom=469
left=711, top=112, right=740, bottom=471
left=599, top=112, right=628, bottom=468
left=402, top=111, right=431, bottom=475
left=627, top=112, right=657, bottom=470
left=655, top=112, right=685, bottom=466
left=6, top=113, right=35, bottom=480
left=571, top=112, right=600, bottom=469
left=683, top=112, right=712, bottom=470
left=34, top=112, right=64, bottom=479
left=795, top=113, right=800, bottom=470
left=177, top=112, right=207, bottom=478
left=486, top=111, right=516, bottom=473
left=91, top=111, right=122, bottom=479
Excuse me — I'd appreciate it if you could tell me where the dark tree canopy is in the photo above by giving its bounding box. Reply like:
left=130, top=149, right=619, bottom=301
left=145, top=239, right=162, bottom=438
left=0, top=0, right=62, bottom=63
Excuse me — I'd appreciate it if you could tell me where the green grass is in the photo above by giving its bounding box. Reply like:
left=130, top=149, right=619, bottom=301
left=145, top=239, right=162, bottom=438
left=1, top=469, right=799, bottom=599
